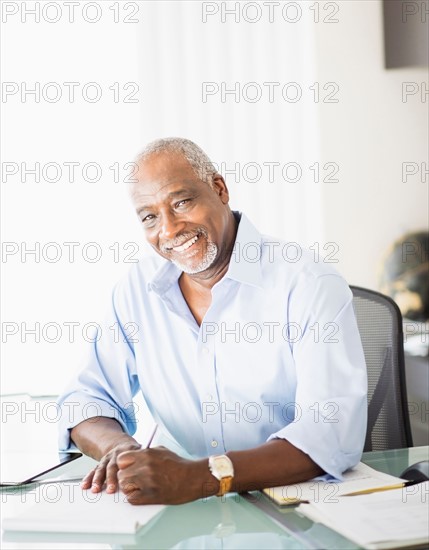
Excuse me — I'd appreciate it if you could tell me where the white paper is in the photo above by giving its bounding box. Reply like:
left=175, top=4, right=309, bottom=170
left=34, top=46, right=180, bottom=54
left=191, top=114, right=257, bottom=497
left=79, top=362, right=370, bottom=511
left=298, top=481, right=429, bottom=550
left=3, top=482, right=165, bottom=534
left=264, top=462, right=405, bottom=504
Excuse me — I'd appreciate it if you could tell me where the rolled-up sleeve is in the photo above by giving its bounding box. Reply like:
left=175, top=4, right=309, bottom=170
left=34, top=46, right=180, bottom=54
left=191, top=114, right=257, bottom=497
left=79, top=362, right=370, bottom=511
left=57, top=284, right=140, bottom=451
left=268, top=273, right=368, bottom=480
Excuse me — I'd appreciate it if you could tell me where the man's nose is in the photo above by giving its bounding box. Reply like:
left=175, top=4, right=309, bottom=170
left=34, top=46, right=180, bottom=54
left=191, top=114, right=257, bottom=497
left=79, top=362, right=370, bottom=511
left=159, top=211, right=186, bottom=240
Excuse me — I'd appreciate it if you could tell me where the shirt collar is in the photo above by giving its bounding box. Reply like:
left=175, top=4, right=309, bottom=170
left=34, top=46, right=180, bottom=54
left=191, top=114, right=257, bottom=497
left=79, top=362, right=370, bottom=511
left=147, top=211, right=263, bottom=295
left=224, top=211, right=263, bottom=288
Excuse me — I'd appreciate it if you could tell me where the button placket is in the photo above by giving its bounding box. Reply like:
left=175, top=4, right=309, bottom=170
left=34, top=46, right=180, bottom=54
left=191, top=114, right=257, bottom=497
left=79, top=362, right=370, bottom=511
left=198, top=304, right=225, bottom=455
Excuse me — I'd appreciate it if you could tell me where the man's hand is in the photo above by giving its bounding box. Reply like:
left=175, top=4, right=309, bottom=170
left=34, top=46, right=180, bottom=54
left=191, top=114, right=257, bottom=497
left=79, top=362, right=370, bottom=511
left=81, top=441, right=141, bottom=493
left=81, top=440, right=142, bottom=493
left=116, top=446, right=213, bottom=505
left=70, top=417, right=142, bottom=493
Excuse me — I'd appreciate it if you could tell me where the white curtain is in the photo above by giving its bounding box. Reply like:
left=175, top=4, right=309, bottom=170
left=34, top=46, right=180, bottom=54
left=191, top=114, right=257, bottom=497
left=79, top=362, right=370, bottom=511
left=137, top=0, right=324, bottom=244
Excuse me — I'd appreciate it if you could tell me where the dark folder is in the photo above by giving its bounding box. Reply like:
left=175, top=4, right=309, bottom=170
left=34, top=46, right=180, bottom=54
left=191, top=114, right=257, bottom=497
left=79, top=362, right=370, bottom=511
left=0, top=451, right=82, bottom=486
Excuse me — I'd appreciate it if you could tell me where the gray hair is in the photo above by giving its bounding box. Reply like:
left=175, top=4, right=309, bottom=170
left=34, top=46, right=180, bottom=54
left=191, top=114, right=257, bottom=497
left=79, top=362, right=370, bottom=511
left=136, top=137, right=217, bottom=188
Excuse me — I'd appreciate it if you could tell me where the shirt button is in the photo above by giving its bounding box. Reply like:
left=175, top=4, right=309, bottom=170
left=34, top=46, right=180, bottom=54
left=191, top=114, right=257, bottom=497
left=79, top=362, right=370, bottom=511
left=211, top=440, right=218, bottom=448
left=202, top=346, right=210, bottom=355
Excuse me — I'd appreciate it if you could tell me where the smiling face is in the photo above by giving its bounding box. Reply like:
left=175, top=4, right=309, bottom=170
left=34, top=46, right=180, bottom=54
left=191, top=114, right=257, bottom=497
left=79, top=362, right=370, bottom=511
left=131, top=151, right=236, bottom=277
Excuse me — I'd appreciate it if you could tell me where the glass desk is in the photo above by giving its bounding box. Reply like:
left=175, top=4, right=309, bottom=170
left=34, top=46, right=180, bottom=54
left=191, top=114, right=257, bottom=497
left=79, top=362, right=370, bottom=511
left=1, top=446, right=428, bottom=549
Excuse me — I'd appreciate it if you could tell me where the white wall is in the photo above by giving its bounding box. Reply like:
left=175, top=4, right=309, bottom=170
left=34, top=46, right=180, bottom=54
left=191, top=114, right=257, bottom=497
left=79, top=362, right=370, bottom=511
left=314, top=0, right=428, bottom=289
left=1, top=5, right=143, bottom=395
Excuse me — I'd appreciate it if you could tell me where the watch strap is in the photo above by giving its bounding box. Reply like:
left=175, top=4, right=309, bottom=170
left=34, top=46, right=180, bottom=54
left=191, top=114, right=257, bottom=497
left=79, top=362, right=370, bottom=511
left=217, top=475, right=233, bottom=497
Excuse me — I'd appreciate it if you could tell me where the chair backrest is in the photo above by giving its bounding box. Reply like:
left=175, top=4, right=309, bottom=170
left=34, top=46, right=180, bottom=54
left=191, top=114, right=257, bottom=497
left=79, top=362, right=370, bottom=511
left=350, top=286, right=413, bottom=451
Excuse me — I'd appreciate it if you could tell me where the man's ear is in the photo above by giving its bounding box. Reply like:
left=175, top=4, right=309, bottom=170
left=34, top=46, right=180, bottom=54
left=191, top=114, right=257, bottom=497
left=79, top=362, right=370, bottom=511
left=212, top=174, right=229, bottom=204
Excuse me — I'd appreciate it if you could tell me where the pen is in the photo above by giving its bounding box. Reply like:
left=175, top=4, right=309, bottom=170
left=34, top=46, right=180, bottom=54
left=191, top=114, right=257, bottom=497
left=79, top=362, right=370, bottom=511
left=403, top=479, right=426, bottom=487
left=145, top=424, right=158, bottom=449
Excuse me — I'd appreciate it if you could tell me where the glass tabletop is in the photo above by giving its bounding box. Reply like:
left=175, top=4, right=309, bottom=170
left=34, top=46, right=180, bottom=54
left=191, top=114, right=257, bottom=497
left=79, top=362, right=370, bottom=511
left=361, top=445, right=429, bottom=477
left=2, top=446, right=428, bottom=550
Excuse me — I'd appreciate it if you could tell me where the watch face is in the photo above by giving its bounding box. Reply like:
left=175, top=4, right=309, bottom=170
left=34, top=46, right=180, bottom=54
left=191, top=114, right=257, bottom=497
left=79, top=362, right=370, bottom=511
left=216, top=457, right=232, bottom=476
left=210, top=455, right=234, bottom=479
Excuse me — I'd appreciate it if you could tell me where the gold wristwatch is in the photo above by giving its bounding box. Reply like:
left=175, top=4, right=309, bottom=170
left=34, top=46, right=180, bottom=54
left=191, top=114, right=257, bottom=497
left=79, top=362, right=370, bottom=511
left=208, top=455, right=234, bottom=496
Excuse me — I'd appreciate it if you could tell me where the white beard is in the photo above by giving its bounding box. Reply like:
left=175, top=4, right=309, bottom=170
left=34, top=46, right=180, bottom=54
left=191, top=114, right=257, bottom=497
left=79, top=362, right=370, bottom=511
left=171, top=241, right=218, bottom=274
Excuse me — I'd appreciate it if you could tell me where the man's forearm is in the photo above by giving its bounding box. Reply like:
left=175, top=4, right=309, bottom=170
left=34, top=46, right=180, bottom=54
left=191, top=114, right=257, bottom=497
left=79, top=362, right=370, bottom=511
left=70, top=417, right=139, bottom=460
left=197, top=439, right=323, bottom=498
left=226, top=439, right=323, bottom=494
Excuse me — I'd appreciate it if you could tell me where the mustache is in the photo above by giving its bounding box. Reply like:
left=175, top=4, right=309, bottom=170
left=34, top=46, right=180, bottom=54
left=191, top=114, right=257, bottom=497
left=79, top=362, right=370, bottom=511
left=160, top=227, right=208, bottom=253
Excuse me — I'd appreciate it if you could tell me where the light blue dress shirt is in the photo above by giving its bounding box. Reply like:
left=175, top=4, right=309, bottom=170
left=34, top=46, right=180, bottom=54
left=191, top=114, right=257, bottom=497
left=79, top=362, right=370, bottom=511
left=58, top=212, right=367, bottom=480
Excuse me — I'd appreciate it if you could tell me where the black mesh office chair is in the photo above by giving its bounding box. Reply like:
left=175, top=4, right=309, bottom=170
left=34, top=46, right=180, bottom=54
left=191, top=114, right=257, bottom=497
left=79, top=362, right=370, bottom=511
left=350, top=286, right=413, bottom=451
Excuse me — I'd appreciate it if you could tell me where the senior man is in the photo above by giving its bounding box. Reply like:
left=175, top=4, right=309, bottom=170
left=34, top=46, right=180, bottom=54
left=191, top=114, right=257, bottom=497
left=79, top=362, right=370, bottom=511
left=58, top=137, right=367, bottom=505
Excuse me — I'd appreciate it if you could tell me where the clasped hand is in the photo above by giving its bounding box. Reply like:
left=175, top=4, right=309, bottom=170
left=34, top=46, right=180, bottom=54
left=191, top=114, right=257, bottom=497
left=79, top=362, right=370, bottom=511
left=81, top=445, right=208, bottom=504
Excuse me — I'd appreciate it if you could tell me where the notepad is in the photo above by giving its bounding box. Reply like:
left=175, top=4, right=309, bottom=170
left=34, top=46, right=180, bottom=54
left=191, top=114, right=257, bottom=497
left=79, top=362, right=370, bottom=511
left=264, top=462, right=406, bottom=505
left=298, top=481, right=429, bottom=550
left=3, top=482, right=165, bottom=534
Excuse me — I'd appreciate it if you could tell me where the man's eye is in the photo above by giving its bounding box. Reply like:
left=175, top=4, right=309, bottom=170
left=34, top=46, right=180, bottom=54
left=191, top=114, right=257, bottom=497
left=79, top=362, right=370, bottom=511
left=142, top=214, right=155, bottom=223
left=176, top=199, right=190, bottom=208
